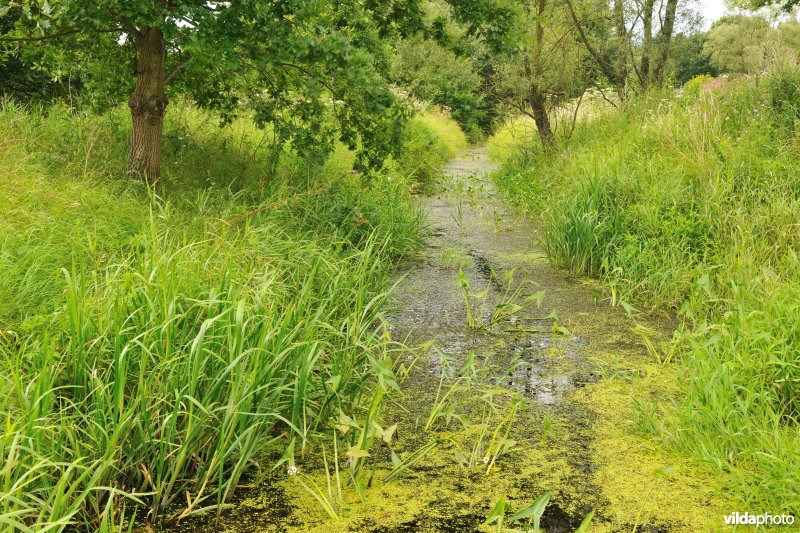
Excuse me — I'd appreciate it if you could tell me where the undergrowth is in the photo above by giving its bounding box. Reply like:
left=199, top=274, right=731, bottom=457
left=491, top=63, right=800, bottom=514
left=0, top=99, right=461, bottom=529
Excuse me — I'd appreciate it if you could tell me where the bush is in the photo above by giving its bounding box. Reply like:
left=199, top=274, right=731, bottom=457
left=681, top=74, right=715, bottom=98
left=395, top=108, right=468, bottom=191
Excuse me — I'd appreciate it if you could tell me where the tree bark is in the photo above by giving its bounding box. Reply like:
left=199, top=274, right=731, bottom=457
left=641, top=0, right=655, bottom=87
left=128, top=27, right=168, bottom=182
left=652, top=0, right=678, bottom=83
left=527, top=0, right=554, bottom=149
left=613, top=0, right=628, bottom=96
left=529, top=89, right=555, bottom=148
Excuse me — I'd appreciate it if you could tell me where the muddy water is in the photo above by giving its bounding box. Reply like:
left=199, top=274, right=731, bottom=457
left=381, top=148, right=612, bottom=530
left=166, top=148, right=733, bottom=532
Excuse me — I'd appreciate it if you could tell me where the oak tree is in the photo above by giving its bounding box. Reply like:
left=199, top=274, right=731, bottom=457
left=1, top=1, right=419, bottom=182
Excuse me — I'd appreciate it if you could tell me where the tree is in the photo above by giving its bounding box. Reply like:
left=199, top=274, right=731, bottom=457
left=669, top=32, right=718, bottom=85
left=564, top=0, right=627, bottom=96
left=460, top=0, right=590, bottom=148
left=704, top=15, right=772, bottom=73
left=390, top=35, right=488, bottom=139
left=704, top=15, right=800, bottom=74
left=745, top=0, right=800, bottom=11
left=566, top=0, right=685, bottom=94
left=1, top=1, right=421, bottom=182
left=0, top=6, right=81, bottom=103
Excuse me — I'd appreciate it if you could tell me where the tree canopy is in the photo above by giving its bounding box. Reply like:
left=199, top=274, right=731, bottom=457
left=1, top=1, right=434, bottom=180
left=704, top=14, right=800, bottom=73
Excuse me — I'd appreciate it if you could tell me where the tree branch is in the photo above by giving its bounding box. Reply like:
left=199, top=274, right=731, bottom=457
left=108, top=9, right=141, bottom=40
left=593, top=83, right=619, bottom=108
left=165, top=56, right=192, bottom=84
left=564, top=0, right=621, bottom=87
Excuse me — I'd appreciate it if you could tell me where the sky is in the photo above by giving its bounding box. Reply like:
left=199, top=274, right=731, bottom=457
left=699, top=0, right=729, bottom=28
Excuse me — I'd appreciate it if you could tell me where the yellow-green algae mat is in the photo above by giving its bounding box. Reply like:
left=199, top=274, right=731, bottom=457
left=172, top=148, right=736, bottom=532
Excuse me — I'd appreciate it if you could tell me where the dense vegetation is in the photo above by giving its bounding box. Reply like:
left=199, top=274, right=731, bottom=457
left=0, top=98, right=465, bottom=529
left=492, top=64, right=800, bottom=513
left=3, top=0, right=800, bottom=529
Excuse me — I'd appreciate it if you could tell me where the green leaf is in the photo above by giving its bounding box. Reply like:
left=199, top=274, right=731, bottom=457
left=509, top=492, right=550, bottom=526
left=382, top=423, right=397, bottom=444
left=575, top=509, right=595, bottom=533
left=346, top=445, right=370, bottom=459
left=654, top=465, right=676, bottom=477
left=483, top=495, right=507, bottom=525
left=390, top=449, right=402, bottom=467
left=273, top=438, right=295, bottom=471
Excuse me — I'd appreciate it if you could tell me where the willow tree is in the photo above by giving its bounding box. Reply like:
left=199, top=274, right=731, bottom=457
left=1, top=1, right=422, bottom=182
left=476, top=0, right=588, bottom=148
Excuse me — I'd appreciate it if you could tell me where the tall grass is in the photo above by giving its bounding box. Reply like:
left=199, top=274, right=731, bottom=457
left=492, top=63, right=800, bottom=513
left=395, top=108, right=468, bottom=189
left=0, top=99, right=462, bottom=529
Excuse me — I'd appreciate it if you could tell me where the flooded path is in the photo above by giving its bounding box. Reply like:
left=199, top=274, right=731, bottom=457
left=175, top=148, right=733, bottom=532
left=352, top=147, right=731, bottom=532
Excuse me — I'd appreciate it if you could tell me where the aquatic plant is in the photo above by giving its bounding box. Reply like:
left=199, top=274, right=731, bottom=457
left=440, top=247, right=472, bottom=270
left=485, top=492, right=595, bottom=533
left=457, top=268, right=541, bottom=329
left=425, top=350, right=474, bottom=430
left=451, top=199, right=465, bottom=230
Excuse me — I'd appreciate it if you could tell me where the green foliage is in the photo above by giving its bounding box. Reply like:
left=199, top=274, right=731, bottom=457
left=1, top=0, right=425, bottom=168
left=681, top=73, right=715, bottom=97
left=703, top=15, right=800, bottom=75
left=743, top=0, right=800, bottom=12
left=668, top=32, right=718, bottom=85
left=704, top=15, right=772, bottom=74
left=493, top=65, right=800, bottom=513
left=1, top=0, right=520, bottom=172
left=542, top=177, right=622, bottom=277
left=0, top=100, right=464, bottom=528
left=0, top=6, right=78, bottom=102
left=394, top=108, right=468, bottom=190
left=390, top=35, right=491, bottom=140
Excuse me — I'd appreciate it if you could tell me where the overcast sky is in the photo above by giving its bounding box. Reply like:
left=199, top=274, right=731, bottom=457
left=699, top=0, right=729, bottom=28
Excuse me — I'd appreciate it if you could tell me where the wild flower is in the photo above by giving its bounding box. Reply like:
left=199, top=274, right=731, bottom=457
left=701, top=77, right=725, bottom=94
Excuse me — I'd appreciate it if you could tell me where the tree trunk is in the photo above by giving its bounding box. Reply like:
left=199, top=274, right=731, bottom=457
left=529, top=89, right=554, bottom=149
left=128, top=27, right=168, bottom=182
left=528, top=0, right=553, bottom=149
left=652, top=0, right=678, bottom=84
left=641, top=0, right=654, bottom=88
left=613, top=0, right=628, bottom=96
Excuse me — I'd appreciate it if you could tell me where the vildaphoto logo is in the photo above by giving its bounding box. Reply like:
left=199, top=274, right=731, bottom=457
left=724, top=512, right=795, bottom=527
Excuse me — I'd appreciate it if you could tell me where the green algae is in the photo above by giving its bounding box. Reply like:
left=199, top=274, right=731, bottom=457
left=571, top=353, right=730, bottom=532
